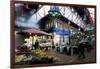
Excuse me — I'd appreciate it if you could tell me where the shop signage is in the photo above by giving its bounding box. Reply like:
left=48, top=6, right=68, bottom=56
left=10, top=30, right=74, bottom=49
left=53, top=27, right=70, bottom=35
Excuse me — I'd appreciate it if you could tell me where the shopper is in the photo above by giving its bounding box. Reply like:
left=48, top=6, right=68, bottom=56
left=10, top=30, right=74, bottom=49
left=78, top=37, right=87, bottom=59
left=34, top=40, right=39, bottom=49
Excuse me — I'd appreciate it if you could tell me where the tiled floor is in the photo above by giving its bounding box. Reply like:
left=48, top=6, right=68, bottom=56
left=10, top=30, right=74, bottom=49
left=45, top=48, right=96, bottom=64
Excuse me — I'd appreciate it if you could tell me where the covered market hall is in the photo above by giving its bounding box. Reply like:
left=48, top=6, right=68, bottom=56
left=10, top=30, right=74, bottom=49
left=14, top=3, right=96, bottom=65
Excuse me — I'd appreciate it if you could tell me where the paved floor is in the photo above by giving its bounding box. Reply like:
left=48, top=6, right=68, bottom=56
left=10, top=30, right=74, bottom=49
left=45, top=48, right=96, bottom=64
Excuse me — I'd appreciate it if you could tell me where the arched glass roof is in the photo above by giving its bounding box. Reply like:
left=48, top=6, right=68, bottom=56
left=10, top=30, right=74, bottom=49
left=15, top=4, right=95, bottom=31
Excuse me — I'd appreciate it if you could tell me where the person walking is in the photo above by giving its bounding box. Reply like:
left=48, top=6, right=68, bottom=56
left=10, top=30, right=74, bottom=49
left=78, top=42, right=86, bottom=58
left=34, top=40, right=39, bottom=49
left=78, top=37, right=87, bottom=59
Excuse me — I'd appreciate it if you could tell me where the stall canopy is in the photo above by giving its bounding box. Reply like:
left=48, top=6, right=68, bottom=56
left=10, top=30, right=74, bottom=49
left=19, top=28, right=52, bottom=36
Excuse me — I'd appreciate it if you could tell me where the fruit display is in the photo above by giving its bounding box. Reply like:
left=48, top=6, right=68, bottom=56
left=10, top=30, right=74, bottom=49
left=31, top=49, right=54, bottom=63
left=15, top=55, right=26, bottom=63
left=15, top=48, right=54, bottom=64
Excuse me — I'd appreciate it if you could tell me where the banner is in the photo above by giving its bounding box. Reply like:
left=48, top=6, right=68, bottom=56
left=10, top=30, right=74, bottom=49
left=53, top=27, right=70, bottom=35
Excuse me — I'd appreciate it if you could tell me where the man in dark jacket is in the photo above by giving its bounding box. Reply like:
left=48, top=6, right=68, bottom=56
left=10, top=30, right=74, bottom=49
left=78, top=42, right=86, bottom=58
left=34, top=40, right=39, bottom=49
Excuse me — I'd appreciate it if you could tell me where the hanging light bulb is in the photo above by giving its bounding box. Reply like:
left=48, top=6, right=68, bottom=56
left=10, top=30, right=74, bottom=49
left=30, top=33, right=31, bottom=35
left=78, top=28, right=80, bottom=31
